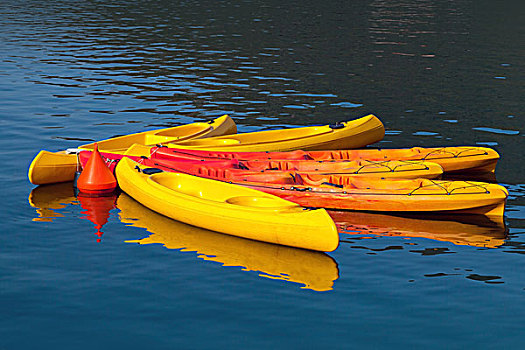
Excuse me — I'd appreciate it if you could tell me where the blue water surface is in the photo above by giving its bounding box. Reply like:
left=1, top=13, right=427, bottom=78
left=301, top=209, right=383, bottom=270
left=0, top=0, right=524, bottom=348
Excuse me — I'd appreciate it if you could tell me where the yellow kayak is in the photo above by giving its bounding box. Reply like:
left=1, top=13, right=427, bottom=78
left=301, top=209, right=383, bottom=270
left=115, top=157, right=339, bottom=252
left=28, top=115, right=236, bottom=185
left=167, top=114, right=385, bottom=152
left=119, top=194, right=339, bottom=291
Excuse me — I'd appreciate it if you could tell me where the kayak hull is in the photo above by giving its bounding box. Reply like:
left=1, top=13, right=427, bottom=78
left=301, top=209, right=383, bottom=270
left=28, top=115, right=236, bottom=185
left=115, top=158, right=339, bottom=252
left=263, top=187, right=507, bottom=217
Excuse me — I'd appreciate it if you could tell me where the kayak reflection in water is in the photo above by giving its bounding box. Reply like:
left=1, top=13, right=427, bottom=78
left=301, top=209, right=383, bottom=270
left=28, top=182, right=78, bottom=222
left=77, top=193, right=117, bottom=242
left=330, top=211, right=507, bottom=248
left=28, top=183, right=508, bottom=249
left=117, top=193, right=340, bottom=292
left=28, top=186, right=340, bottom=291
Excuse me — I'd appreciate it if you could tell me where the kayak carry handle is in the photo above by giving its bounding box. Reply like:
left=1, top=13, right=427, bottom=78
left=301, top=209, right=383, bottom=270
left=142, top=167, right=164, bottom=175
left=322, top=182, right=344, bottom=189
left=329, top=122, right=345, bottom=130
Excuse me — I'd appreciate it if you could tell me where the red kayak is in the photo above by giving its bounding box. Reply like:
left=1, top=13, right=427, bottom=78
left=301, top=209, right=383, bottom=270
left=78, top=150, right=443, bottom=180
left=79, top=151, right=388, bottom=187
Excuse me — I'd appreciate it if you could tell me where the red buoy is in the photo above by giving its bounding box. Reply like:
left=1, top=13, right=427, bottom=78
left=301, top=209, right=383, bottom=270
left=76, top=143, right=117, bottom=195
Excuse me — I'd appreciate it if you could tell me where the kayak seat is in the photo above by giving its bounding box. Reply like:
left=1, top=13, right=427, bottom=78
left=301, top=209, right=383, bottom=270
left=293, top=173, right=357, bottom=189
left=225, top=196, right=297, bottom=210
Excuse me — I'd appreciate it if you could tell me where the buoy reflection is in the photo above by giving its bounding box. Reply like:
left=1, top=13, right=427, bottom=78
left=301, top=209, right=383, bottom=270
left=77, top=193, right=117, bottom=242
left=330, top=211, right=507, bottom=248
left=117, top=193, right=339, bottom=292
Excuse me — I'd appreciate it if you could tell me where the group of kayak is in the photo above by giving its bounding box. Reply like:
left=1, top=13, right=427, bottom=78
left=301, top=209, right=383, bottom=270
left=28, top=114, right=507, bottom=252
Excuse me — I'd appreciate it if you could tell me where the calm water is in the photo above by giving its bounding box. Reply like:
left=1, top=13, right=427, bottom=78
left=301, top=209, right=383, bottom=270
left=1, top=0, right=524, bottom=348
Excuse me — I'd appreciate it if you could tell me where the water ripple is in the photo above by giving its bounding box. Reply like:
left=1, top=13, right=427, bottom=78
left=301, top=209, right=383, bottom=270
left=473, top=127, right=520, bottom=135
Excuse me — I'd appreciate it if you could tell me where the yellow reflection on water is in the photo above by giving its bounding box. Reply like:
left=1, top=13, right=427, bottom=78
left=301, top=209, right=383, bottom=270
left=331, top=211, right=507, bottom=248
left=28, top=183, right=507, bottom=250
left=117, top=193, right=339, bottom=292
left=28, top=182, right=79, bottom=222
left=28, top=185, right=339, bottom=291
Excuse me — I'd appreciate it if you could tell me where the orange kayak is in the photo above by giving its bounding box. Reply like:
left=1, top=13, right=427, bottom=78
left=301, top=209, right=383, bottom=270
left=153, top=145, right=499, bottom=174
